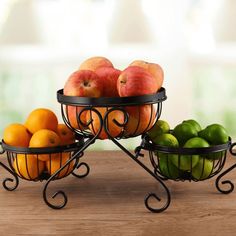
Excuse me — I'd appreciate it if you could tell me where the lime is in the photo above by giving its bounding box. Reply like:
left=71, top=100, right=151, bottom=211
left=152, top=133, right=179, bottom=147
left=172, top=122, right=198, bottom=146
left=158, top=156, right=182, bottom=179
left=153, top=134, right=179, bottom=174
left=148, top=120, right=170, bottom=140
left=182, top=119, right=201, bottom=132
left=207, top=150, right=226, bottom=160
left=192, top=158, right=214, bottom=180
left=198, top=124, right=228, bottom=145
left=171, top=137, right=209, bottom=171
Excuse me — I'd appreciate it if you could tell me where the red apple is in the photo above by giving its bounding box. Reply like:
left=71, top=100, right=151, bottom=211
left=86, top=107, right=125, bottom=139
left=95, top=67, right=121, bottom=97
left=117, top=66, right=158, bottom=97
left=64, top=70, right=103, bottom=97
left=64, top=70, right=103, bottom=130
left=65, top=105, right=88, bottom=130
left=79, top=56, right=113, bottom=72
left=124, top=104, right=157, bottom=136
left=130, top=60, right=164, bottom=91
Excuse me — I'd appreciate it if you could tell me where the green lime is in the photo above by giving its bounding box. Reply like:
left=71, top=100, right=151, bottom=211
left=192, top=158, right=214, bottom=180
left=153, top=133, right=179, bottom=164
left=172, top=123, right=198, bottom=146
left=153, top=133, right=179, bottom=147
left=207, top=150, right=226, bottom=160
left=182, top=119, right=201, bottom=132
left=171, top=137, right=209, bottom=171
left=148, top=120, right=170, bottom=140
left=198, top=124, right=228, bottom=145
left=158, top=156, right=182, bottom=179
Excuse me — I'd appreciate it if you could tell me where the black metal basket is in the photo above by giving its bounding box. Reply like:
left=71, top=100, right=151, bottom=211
left=57, top=88, right=167, bottom=139
left=0, top=140, right=84, bottom=182
left=142, top=135, right=231, bottom=181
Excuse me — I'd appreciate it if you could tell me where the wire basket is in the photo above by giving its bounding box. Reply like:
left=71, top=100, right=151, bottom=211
left=57, top=88, right=167, bottom=139
left=1, top=140, right=84, bottom=181
left=142, top=135, right=231, bottom=181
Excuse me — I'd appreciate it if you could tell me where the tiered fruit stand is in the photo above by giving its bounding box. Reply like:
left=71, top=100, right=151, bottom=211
left=0, top=87, right=235, bottom=213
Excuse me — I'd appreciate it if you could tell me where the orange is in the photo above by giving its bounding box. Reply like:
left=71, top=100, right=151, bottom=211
left=29, top=129, right=61, bottom=161
left=46, top=153, right=75, bottom=178
left=13, top=154, right=45, bottom=180
left=25, top=108, right=58, bottom=134
left=57, top=124, right=75, bottom=145
left=3, top=123, right=31, bottom=147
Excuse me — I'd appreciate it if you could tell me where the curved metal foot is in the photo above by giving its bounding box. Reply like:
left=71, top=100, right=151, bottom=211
left=124, top=146, right=171, bottom=213
left=215, top=142, right=236, bottom=194
left=72, top=162, right=90, bottom=178
left=145, top=192, right=170, bottom=213
left=0, top=162, right=19, bottom=191
left=215, top=163, right=236, bottom=194
left=43, top=182, right=68, bottom=210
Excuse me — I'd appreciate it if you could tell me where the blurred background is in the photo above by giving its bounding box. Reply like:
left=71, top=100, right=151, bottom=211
left=0, top=0, right=235, bottom=150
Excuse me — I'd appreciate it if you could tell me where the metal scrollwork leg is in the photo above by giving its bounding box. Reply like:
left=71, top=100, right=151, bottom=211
left=103, top=108, right=171, bottom=213
left=216, top=142, right=236, bottom=194
left=70, top=151, right=90, bottom=178
left=72, top=162, right=90, bottom=178
left=43, top=138, right=95, bottom=209
left=43, top=107, right=103, bottom=209
left=0, top=143, right=19, bottom=191
left=0, top=161, right=19, bottom=191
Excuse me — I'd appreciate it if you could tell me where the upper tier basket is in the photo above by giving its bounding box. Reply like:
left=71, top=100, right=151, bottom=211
left=57, top=88, right=167, bottom=139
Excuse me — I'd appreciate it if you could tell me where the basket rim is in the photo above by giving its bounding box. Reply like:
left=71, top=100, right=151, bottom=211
left=57, top=87, right=167, bottom=107
left=1, top=139, right=84, bottom=154
left=143, top=136, right=231, bottom=154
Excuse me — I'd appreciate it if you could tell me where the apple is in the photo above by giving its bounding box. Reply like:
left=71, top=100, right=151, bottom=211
left=86, top=107, right=125, bottom=139
left=129, top=60, right=164, bottom=90
left=124, top=104, right=156, bottom=136
left=117, top=66, right=158, bottom=97
left=65, top=105, right=88, bottom=130
left=64, top=70, right=103, bottom=97
left=79, top=56, right=113, bottom=71
left=64, top=70, right=103, bottom=130
left=95, top=67, right=121, bottom=97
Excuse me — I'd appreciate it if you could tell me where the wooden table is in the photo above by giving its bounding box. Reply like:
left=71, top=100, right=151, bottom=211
left=0, top=151, right=236, bottom=236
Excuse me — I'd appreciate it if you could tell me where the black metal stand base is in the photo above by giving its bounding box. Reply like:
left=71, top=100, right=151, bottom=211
left=111, top=137, right=171, bottom=213
left=1, top=140, right=236, bottom=213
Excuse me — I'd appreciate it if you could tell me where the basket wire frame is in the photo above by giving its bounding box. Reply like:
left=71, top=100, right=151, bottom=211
left=0, top=141, right=90, bottom=209
left=149, top=150, right=227, bottom=182
left=2, top=87, right=235, bottom=213
left=56, top=88, right=170, bottom=213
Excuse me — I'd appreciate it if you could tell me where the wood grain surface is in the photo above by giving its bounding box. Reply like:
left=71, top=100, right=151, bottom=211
left=0, top=150, right=236, bottom=236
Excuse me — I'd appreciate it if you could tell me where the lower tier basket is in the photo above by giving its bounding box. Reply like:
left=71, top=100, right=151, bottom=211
left=142, top=135, right=232, bottom=182
left=0, top=139, right=85, bottom=182
left=0, top=139, right=90, bottom=209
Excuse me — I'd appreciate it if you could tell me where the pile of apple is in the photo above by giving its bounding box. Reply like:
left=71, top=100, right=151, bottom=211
left=63, top=56, right=164, bottom=139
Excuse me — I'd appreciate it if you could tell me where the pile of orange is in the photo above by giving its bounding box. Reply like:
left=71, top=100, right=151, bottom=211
left=3, top=108, right=76, bottom=180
